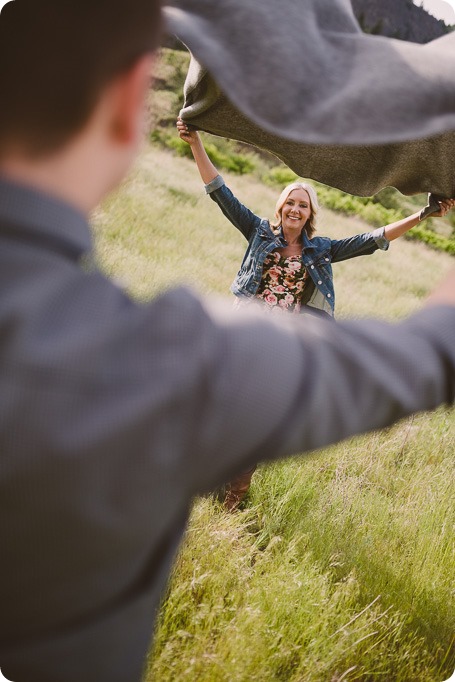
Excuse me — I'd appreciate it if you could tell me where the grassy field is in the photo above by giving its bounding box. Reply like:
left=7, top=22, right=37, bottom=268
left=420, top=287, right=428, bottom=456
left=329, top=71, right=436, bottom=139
left=93, top=143, right=454, bottom=682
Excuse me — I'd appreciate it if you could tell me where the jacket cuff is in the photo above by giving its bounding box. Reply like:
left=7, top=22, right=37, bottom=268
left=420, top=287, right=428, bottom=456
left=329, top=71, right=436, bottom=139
left=205, top=174, right=225, bottom=194
left=372, top=226, right=390, bottom=251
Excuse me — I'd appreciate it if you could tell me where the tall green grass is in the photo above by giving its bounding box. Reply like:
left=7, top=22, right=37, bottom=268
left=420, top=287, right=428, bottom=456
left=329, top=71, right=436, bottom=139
left=93, top=145, right=454, bottom=682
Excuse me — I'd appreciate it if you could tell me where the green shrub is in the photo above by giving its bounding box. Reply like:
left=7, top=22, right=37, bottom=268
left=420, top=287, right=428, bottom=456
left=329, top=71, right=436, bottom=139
left=224, top=154, right=256, bottom=175
left=263, top=166, right=299, bottom=187
left=406, top=225, right=455, bottom=255
left=166, top=136, right=194, bottom=159
left=357, top=202, right=401, bottom=227
left=151, top=132, right=256, bottom=175
left=150, top=129, right=193, bottom=158
left=311, top=185, right=401, bottom=227
left=205, top=143, right=256, bottom=175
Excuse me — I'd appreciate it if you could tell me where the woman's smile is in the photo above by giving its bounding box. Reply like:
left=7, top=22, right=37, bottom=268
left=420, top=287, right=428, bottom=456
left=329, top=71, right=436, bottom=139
left=281, top=188, right=312, bottom=233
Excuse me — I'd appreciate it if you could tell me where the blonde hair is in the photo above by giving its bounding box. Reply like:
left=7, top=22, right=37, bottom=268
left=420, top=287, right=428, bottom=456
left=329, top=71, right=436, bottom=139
left=271, top=182, right=319, bottom=238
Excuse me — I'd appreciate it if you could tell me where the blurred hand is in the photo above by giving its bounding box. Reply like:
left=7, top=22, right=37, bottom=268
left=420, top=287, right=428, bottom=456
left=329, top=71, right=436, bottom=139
left=426, top=269, right=455, bottom=307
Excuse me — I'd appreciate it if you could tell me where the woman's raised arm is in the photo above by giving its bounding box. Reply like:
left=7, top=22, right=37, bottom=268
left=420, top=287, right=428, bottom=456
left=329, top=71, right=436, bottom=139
left=176, top=118, right=219, bottom=185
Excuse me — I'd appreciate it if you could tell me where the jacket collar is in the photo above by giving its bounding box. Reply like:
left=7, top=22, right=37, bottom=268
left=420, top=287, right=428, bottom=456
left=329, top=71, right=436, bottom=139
left=275, top=223, right=318, bottom=250
left=301, top=229, right=317, bottom=250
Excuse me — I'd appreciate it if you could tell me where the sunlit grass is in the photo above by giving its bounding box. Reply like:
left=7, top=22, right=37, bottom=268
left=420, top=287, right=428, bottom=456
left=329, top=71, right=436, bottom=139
left=92, top=143, right=455, bottom=682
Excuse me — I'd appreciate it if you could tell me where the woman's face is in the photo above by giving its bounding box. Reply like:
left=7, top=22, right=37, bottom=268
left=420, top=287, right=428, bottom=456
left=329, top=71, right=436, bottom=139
left=280, top=188, right=312, bottom=232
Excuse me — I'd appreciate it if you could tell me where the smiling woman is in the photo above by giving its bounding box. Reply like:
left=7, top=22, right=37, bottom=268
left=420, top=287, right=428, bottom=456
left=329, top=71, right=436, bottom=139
left=176, top=118, right=454, bottom=322
left=175, top=116, right=455, bottom=509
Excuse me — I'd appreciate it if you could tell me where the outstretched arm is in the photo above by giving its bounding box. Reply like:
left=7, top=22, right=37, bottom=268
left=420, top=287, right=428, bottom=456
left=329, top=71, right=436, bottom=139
left=176, top=118, right=218, bottom=185
left=383, top=197, right=455, bottom=241
left=180, top=268, right=455, bottom=493
left=176, top=118, right=262, bottom=240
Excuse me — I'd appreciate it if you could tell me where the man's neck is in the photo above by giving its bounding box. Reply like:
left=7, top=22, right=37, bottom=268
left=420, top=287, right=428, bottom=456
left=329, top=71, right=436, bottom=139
left=0, top=147, right=103, bottom=217
left=0, top=127, right=127, bottom=217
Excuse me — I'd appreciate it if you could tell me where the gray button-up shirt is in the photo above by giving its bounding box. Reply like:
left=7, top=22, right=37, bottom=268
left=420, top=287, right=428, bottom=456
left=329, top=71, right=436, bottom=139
left=0, top=177, right=454, bottom=682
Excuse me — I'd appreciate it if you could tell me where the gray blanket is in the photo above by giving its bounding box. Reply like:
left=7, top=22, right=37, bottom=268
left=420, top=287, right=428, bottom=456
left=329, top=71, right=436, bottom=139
left=163, top=0, right=455, bottom=197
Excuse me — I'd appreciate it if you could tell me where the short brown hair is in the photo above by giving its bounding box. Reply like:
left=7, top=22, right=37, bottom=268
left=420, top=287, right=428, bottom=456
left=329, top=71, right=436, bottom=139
left=0, top=0, right=162, bottom=158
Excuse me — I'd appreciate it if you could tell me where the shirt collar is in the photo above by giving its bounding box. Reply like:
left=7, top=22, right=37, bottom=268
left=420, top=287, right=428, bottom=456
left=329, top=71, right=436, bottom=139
left=0, top=176, right=93, bottom=260
left=301, top=230, right=317, bottom=249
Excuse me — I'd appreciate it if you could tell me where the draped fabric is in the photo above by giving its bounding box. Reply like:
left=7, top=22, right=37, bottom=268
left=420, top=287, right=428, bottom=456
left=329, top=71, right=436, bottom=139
left=163, top=0, right=455, bottom=197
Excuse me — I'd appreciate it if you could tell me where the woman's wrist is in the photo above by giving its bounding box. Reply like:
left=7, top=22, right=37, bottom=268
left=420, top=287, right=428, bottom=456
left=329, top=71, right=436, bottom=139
left=190, top=133, right=203, bottom=148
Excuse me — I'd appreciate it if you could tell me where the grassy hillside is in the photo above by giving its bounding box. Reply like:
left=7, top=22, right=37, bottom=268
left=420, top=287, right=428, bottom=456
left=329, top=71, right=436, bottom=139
left=92, top=143, right=455, bottom=682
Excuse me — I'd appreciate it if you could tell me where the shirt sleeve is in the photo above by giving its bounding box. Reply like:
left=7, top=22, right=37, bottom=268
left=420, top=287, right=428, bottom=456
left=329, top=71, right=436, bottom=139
left=13, top=271, right=453, bottom=513
left=161, top=290, right=454, bottom=495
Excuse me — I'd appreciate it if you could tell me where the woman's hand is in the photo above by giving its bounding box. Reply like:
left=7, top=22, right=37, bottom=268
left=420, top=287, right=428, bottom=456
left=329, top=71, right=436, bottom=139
left=426, top=269, right=455, bottom=308
left=176, top=117, right=199, bottom=146
left=385, top=195, right=454, bottom=241
left=429, top=198, right=455, bottom=218
left=175, top=118, right=219, bottom=184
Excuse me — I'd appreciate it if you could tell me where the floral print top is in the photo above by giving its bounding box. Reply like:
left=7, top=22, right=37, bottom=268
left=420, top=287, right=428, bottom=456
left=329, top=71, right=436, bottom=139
left=254, top=251, right=309, bottom=313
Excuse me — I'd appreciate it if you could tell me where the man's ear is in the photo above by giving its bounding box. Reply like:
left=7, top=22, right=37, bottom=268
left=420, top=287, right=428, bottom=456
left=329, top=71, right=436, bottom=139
left=108, top=54, right=155, bottom=145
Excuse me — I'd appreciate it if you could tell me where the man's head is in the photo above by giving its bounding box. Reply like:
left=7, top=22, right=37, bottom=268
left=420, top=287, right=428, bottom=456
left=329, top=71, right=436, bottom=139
left=0, top=0, right=162, bottom=160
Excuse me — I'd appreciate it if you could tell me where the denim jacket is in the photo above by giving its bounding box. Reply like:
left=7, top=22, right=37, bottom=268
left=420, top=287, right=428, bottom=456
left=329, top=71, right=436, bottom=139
left=206, top=175, right=390, bottom=316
